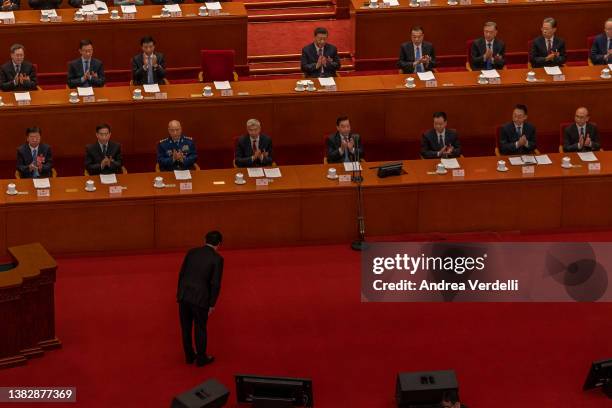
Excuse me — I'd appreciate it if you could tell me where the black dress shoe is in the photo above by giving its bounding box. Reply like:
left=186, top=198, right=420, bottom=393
left=196, top=356, right=215, bottom=367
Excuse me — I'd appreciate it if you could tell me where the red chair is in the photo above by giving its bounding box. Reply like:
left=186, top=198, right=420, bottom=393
left=198, top=50, right=238, bottom=82
left=527, top=40, right=533, bottom=69
left=587, top=35, right=596, bottom=66
left=465, top=39, right=475, bottom=71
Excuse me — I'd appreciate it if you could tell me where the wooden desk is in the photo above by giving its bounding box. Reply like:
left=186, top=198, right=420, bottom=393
left=0, top=66, right=609, bottom=167
left=350, top=0, right=608, bottom=69
left=1, top=152, right=612, bottom=255
left=0, top=3, right=248, bottom=74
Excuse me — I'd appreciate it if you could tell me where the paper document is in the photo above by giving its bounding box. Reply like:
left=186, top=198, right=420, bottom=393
left=481, top=69, right=500, bottom=79
left=508, top=157, right=524, bottom=166
left=94, top=0, right=107, bottom=9
left=609, top=64, right=612, bottom=71
left=263, top=168, right=282, bottom=178
left=100, top=174, right=117, bottom=184
left=81, top=4, right=96, bottom=11
left=14, top=92, right=31, bottom=102
left=41, top=9, right=57, bottom=16
left=0, top=11, right=16, bottom=19
left=521, top=155, right=537, bottom=164
left=535, top=155, right=552, bottom=165
left=247, top=168, right=265, bottom=178
left=416, top=71, right=436, bottom=81
left=544, top=66, right=563, bottom=76
left=213, top=81, right=231, bottom=90
left=577, top=152, right=598, bottom=162
left=205, top=1, right=222, bottom=9
left=318, top=77, right=336, bottom=87
left=165, top=4, right=181, bottom=12
left=174, top=170, right=192, bottom=180
left=386, top=0, right=399, bottom=5
left=77, top=87, right=94, bottom=97
left=343, top=162, right=362, bottom=172
left=143, top=84, right=161, bottom=93
left=441, top=158, right=460, bottom=169
left=121, top=4, right=137, bottom=12
left=33, top=178, right=50, bottom=189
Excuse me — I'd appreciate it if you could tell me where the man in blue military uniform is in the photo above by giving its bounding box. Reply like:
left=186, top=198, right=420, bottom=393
left=157, top=120, right=198, bottom=171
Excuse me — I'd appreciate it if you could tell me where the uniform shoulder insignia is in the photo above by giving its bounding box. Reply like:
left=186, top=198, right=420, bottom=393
left=159, top=138, right=168, bottom=143
left=184, top=136, right=193, bottom=140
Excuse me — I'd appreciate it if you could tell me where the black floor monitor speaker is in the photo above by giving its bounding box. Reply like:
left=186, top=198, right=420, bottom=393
left=171, top=379, right=230, bottom=408
left=396, top=370, right=458, bottom=408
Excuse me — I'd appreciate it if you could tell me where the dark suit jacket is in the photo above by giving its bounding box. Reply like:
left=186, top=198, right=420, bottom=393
left=421, top=128, right=461, bottom=159
left=300, top=43, right=341, bottom=78
left=67, top=58, right=105, bottom=88
left=1, top=0, right=20, bottom=10
left=0, top=61, right=37, bottom=91
left=68, top=0, right=103, bottom=7
left=131, top=52, right=167, bottom=85
left=326, top=132, right=363, bottom=163
left=234, top=134, right=274, bottom=168
left=499, top=122, right=537, bottom=155
left=590, top=33, right=611, bottom=65
left=470, top=37, right=506, bottom=70
left=530, top=36, right=566, bottom=68
left=150, top=0, right=184, bottom=4
left=177, top=245, right=223, bottom=308
left=84, top=140, right=122, bottom=175
left=16, top=143, right=53, bottom=178
left=563, top=123, right=600, bottom=152
left=28, top=0, right=61, bottom=8
left=398, top=41, right=436, bottom=74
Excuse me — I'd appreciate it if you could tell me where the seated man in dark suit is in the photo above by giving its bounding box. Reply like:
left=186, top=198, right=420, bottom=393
left=67, top=39, right=105, bottom=89
left=157, top=120, right=198, bottom=171
left=398, top=26, right=436, bottom=74
left=28, top=0, right=61, bottom=8
left=68, top=0, right=105, bottom=7
left=590, top=18, right=612, bottom=65
left=326, top=115, right=363, bottom=163
left=421, top=111, right=461, bottom=159
left=0, top=44, right=37, bottom=92
left=300, top=27, right=341, bottom=78
left=530, top=17, right=566, bottom=68
left=1, top=0, right=20, bottom=10
left=131, top=36, right=167, bottom=86
left=470, top=21, right=506, bottom=70
left=85, top=123, right=123, bottom=175
left=563, top=107, right=600, bottom=152
left=234, top=119, right=273, bottom=168
left=16, top=127, right=53, bottom=179
left=499, top=104, right=537, bottom=155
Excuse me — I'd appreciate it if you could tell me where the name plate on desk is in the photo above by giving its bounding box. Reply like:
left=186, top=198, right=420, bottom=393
left=109, top=185, right=122, bottom=194
left=221, top=89, right=233, bottom=97
left=496, top=0, right=508, bottom=3
left=338, top=174, right=352, bottom=183
left=83, top=95, right=96, bottom=103
left=553, top=74, right=565, bottom=81
left=588, top=163, right=601, bottom=172
left=459, top=0, right=471, bottom=4
left=488, top=77, right=501, bottom=84
left=85, top=13, right=98, bottom=21
left=256, top=178, right=269, bottom=186
left=522, top=165, right=535, bottom=175
left=452, top=169, right=465, bottom=177
left=37, top=189, right=50, bottom=198
left=154, top=92, right=167, bottom=100
left=425, top=80, right=437, bottom=88
left=179, top=182, right=192, bottom=190
left=1, top=18, right=15, bottom=24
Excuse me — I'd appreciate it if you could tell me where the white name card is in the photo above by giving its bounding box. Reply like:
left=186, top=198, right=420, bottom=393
left=338, top=174, right=352, bottom=182
left=255, top=178, right=269, bottom=186
left=452, top=169, right=465, bottom=177
left=522, top=165, right=535, bottom=175
left=459, top=0, right=471, bottom=4
left=425, top=80, right=438, bottom=87
left=36, top=189, right=50, bottom=197
left=180, top=182, right=193, bottom=190
left=588, top=163, right=601, bottom=172
left=109, top=185, right=122, bottom=194
left=553, top=74, right=565, bottom=81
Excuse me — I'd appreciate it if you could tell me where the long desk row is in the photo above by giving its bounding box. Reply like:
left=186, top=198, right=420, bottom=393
left=1, top=151, right=612, bottom=255
left=0, top=66, right=609, bottom=162
left=350, top=0, right=609, bottom=69
left=0, top=3, right=248, bottom=74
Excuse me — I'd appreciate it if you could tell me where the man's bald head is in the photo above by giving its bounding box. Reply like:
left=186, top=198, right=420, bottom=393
left=168, top=120, right=182, bottom=141
left=575, top=107, right=590, bottom=126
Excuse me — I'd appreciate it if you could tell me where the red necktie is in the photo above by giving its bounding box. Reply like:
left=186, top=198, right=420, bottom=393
left=546, top=39, right=552, bottom=53
left=252, top=139, right=257, bottom=153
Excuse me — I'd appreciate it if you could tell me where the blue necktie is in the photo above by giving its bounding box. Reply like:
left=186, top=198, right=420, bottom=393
left=415, top=46, right=424, bottom=72
left=147, top=55, right=154, bottom=84
left=516, top=126, right=522, bottom=138
left=343, top=137, right=350, bottom=162
left=83, top=60, right=90, bottom=84
left=485, top=42, right=493, bottom=70
left=32, top=148, right=39, bottom=178
left=608, top=38, right=611, bottom=51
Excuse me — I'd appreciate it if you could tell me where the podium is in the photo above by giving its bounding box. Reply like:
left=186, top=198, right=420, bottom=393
left=0, top=243, right=61, bottom=369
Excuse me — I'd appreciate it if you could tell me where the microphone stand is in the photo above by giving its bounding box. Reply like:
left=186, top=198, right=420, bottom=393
left=350, top=135, right=367, bottom=251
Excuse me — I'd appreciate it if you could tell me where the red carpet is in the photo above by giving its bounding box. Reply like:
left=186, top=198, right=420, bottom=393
left=1, top=231, right=611, bottom=407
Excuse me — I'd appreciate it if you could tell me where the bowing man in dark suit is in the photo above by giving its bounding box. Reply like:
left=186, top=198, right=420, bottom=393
left=131, top=36, right=167, bottom=86
left=530, top=17, right=566, bottom=68
left=398, top=26, right=436, bottom=74
left=234, top=118, right=274, bottom=168
left=177, top=230, right=223, bottom=366
left=300, top=27, right=341, bottom=78
left=563, top=107, right=600, bottom=152
left=0, top=44, right=37, bottom=92
left=16, top=127, right=53, bottom=178
left=84, top=123, right=123, bottom=175
left=590, top=18, right=612, bottom=65
left=326, top=115, right=363, bottom=163
left=421, top=112, right=462, bottom=159
left=470, top=22, right=506, bottom=70
left=67, top=39, right=105, bottom=89
left=499, top=104, right=537, bottom=155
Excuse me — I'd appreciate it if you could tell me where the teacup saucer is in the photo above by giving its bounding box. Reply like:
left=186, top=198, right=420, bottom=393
left=153, top=183, right=165, bottom=188
left=561, top=164, right=572, bottom=169
left=306, top=87, right=317, bottom=92
left=85, top=187, right=96, bottom=192
left=132, top=95, right=144, bottom=100
left=6, top=190, right=17, bottom=195
left=0, top=102, right=4, bottom=106
left=326, top=174, right=339, bottom=180
left=203, top=93, right=213, bottom=97
left=110, top=14, right=121, bottom=19
left=600, top=75, right=611, bottom=80
left=496, top=167, right=509, bottom=172
left=526, top=77, right=537, bottom=82
left=235, top=179, right=246, bottom=185
left=294, top=87, right=305, bottom=92
left=436, top=169, right=448, bottom=175
left=404, top=83, right=416, bottom=88
left=69, top=99, right=79, bottom=104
